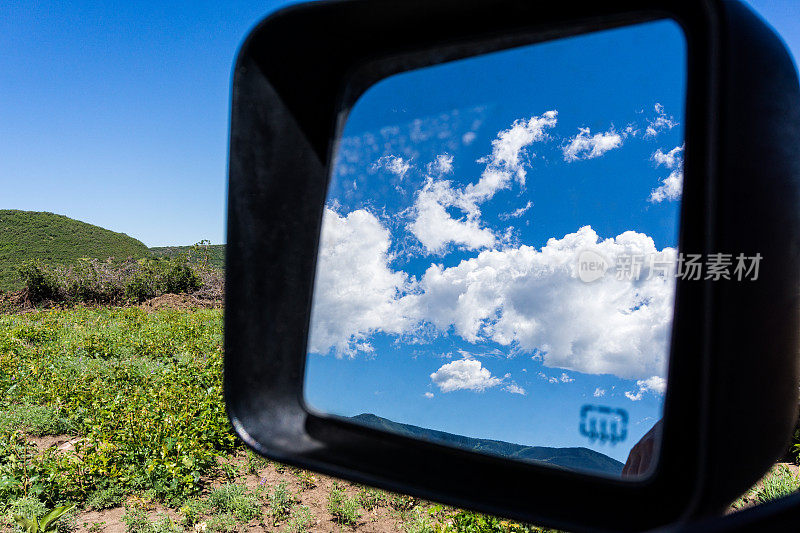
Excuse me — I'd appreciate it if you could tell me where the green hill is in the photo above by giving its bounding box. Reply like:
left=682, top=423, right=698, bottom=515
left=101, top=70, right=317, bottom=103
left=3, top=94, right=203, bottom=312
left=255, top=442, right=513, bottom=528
left=0, top=210, right=151, bottom=292
left=150, top=244, right=226, bottom=270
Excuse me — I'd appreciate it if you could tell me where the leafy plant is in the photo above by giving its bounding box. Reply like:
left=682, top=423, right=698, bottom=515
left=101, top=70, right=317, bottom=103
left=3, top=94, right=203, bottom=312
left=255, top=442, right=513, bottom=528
left=755, top=465, right=800, bottom=504
left=357, top=486, right=385, bottom=511
left=282, top=505, right=314, bottom=533
left=295, top=471, right=317, bottom=491
left=327, top=482, right=360, bottom=527
left=208, top=484, right=260, bottom=523
left=13, top=504, right=76, bottom=533
left=268, top=481, right=294, bottom=525
left=87, top=486, right=125, bottom=510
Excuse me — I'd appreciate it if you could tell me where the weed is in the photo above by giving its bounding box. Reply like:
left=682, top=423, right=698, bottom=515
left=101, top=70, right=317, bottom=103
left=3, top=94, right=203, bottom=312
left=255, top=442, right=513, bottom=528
left=389, top=493, right=419, bottom=512
left=208, top=484, right=260, bottom=523
left=206, top=514, right=238, bottom=533
left=244, top=451, right=269, bottom=475
left=282, top=505, right=314, bottom=533
left=295, top=471, right=317, bottom=491
left=84, top=522, right=105, bottom=533
left=274, top=463, right=286, bottom=474
left=327, top=482, right=360, bottom=527
left=268, top=481, right=294, bottom=525
left=12, top=503, right=76, bottom=533
left=87, top=486, right=125, bottom=510
left=755, top=465, right=800, bottom=504
left=357, top=486, right=385, bottom=511
left=0, top=404, right=72, bottom=436
left=178, top=499, right=210, bottom=527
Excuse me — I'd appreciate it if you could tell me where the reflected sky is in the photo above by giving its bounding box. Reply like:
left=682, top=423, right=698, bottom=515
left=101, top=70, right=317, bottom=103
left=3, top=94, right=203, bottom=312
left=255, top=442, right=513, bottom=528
left=304, top=20, right=686, bottom=467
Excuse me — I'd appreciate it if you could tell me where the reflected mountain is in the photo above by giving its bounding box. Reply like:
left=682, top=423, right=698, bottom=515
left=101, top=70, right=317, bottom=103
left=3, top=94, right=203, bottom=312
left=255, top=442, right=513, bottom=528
left=351, top=413, right=624, bottom=477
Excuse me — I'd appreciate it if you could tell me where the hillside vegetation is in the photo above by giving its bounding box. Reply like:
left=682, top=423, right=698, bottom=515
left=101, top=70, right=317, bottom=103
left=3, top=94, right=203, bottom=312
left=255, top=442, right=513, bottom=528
left=0, top=211, right=150, bottom=292
left=151, top=244, right=225, bottom=270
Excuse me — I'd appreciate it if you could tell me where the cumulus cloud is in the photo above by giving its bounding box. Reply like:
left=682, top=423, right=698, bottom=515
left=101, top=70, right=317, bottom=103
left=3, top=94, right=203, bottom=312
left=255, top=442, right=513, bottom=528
left=430, top=358, right=502, bottom=392
left=307, top=208, right=410, bottom=357
left=408, top=112, right=556, bottom=255
left=624, top=376, right=667, bottom=401
left=468, top=111, right=557, bottom=201
left=424, top=392, right=434, bottom=399
left=644, top=103, right=678, bottom=138
left=649, top=144, right=684, bottom=203
left=462, top=131, right=477, bottom=145
left=405, top=225, right=676, bottom=380
left=562, top=127, right=623, bottom=162
left=407, top=178, right=497, bottom=253
left=594, top=388, right=606, bottom=397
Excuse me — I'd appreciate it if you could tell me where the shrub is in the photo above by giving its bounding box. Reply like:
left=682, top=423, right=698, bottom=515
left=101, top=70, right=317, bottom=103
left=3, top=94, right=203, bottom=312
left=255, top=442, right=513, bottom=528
left=327, top=482, right=360, bottom=527
left=17, top=263, right=59, bottom=302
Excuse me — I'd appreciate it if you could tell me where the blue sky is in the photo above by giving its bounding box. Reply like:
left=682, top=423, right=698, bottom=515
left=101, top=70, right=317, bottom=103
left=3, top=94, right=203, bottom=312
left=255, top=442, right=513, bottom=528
left=1, top=0, right=798, bottom=470
left=0, top=0, right=796, bottom=247
left=304, top=20, right=685, bottom=468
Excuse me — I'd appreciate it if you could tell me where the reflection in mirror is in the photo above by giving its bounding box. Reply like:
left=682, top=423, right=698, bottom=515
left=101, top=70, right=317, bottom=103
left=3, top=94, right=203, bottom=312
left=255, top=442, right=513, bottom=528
left=304, top=20, right=686, bottom=479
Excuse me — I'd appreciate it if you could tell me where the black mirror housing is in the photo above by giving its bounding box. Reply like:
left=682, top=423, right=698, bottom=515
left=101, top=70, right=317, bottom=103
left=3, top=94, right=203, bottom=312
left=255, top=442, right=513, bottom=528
left=224, top=1, right=800, bottom=531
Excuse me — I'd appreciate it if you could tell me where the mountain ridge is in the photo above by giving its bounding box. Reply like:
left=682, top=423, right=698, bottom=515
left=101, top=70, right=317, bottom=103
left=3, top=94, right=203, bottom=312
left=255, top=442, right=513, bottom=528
left=351, top=413, right=624, bottom=476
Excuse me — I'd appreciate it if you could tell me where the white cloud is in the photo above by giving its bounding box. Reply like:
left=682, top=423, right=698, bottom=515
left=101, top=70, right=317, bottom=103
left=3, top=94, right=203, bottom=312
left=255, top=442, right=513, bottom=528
left=408, top=112, right=556, bottom=255
left=649, top=168, right=683, bottom=203
left=424, top=392, right=434, bottom=399
left=594, top=388, right=606, bottom=397
left=652, top=145, right=684, bottom=169
left=562, top=127, right=623, bottom=162
left=407, top=178, right=497, bottom=254
left=499, top=201, right=533, bottom=221
left=468, top=111, right=557, bottom=201
left=624, top=376, right=667, bottom=401
left=644, top=103, right=678, bottom=138
left=427, top=154, right=454, bottom=174
left=560, top=373, right=574, bottom=383
left=462, top=131, right=477, bottom=145
left=373, top=155, right=411, bottom=178
left=406, top=226, right=676, bottom=380
left=505, top=383, right=527, bottom=395
left=307, top=208, right=410, bottom=357
left=649, top=144, right=684, bottom=203
left=430, top=358, right=502, bottom=392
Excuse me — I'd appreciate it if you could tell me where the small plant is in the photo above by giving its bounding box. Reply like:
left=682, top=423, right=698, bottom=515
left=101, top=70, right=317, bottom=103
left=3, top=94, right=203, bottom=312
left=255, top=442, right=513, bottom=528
left=245, top=451, right=269, bottom=475
left=178, top=499, right=210, bottom=528
left=87, top=486, right=125, bottom=510
left=208, top=484, right=261, bottom=523
left=13, top=504, right=76, bottom=533
left=389, top=493, right=419, bottom=512
left=268, top=481, right=294, bottom=525
left=402, top=508, right=436, bottom=533
left=327, top=482, right=361, bottom=527
left=121, top=505, right=150, bottom=533
left=217, top=460, right=238, bottom=482
left=84, top=522, right=106, bottom=533
left=206, top=514, right=237, bottom=533
left=274, top=463, right=286, bottom=474
left=755, top=465, right=800, bottom=504
left=282, top=505, right=314, bottom=533
left=357, top=486, right=385, bottom=511
left=295, top=471, right=317, bottom=491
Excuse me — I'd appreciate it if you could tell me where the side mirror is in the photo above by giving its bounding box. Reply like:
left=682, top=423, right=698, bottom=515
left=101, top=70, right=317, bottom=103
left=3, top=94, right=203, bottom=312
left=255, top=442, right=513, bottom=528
left=224, top=1, right=800, bottom=531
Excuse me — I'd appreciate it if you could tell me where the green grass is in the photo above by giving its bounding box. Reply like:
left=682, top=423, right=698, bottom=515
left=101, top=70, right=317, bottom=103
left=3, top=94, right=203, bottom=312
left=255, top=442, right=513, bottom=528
left=0, top=210, right=150, bottom=292
left=0, top=306, right=570, bottom=533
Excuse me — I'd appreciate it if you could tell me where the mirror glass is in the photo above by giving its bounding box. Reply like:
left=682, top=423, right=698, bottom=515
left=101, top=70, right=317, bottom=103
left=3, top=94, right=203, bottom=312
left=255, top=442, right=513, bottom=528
left=304, top=20, right=686, bottom=479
